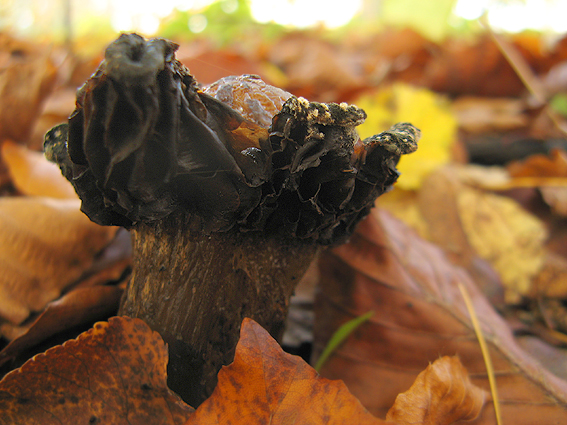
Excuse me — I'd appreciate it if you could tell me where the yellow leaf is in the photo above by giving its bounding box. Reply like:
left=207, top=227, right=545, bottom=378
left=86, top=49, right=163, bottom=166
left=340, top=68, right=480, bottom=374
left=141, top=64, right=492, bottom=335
left=356, top=83, right=457, bottom=190
left=457, top=186, right=547, bottom=303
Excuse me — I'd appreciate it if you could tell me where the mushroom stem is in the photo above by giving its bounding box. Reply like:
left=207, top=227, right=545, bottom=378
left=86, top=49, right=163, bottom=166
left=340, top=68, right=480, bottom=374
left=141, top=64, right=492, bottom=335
left=119, top=212, right=318, bottom=405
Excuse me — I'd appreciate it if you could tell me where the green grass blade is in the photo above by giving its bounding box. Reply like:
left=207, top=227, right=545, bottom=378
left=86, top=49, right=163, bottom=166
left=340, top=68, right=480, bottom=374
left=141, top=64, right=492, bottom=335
left=314, top=310, right=374, bottom=372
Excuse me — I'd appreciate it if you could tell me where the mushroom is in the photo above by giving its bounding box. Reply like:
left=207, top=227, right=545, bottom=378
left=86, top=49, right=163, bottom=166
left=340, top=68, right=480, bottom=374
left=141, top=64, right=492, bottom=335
left=45, top=33, right=419, bottom=406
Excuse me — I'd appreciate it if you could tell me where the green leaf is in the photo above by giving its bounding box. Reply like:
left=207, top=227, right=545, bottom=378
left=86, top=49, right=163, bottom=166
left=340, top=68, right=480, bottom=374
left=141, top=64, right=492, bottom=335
left=314, top=311, right=374, bottom=372
left=550, top=93, right=567, bottom=118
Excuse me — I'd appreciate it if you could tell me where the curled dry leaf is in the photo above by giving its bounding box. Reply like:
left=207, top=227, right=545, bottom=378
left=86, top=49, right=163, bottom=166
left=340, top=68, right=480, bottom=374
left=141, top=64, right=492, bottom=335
left=0, top=316, right=193, bottom=425
left=186, top=318, right=387, bottom=425
left=314, top=209, right=567, bottom=423
left=0, top=197, right=117, bottom=325
left=386, top=356, right=487, bottom=425
left=1, top=140, right=77, bottom=199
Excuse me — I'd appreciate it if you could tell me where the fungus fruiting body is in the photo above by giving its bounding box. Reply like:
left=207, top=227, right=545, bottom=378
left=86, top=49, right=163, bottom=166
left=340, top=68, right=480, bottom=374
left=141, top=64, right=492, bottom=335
left=45, top=33, right=419, bottom=405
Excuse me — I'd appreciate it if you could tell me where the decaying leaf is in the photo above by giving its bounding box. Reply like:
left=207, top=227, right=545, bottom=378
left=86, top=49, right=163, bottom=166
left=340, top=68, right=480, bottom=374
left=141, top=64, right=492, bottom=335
left=354, top=83, right=457, bottom=190
left=314, top=209, right=567, bottom=423
left=186, top=318, right=387, bottom=425
left=0, top=316, right=193, bottom=425
left=0, top=197, right=117, bottom=325
left=0, top=33, right=57, bottom=142
left=386, top=356, right=487, bottom=425
left=1, top=140, right=77, bottom=199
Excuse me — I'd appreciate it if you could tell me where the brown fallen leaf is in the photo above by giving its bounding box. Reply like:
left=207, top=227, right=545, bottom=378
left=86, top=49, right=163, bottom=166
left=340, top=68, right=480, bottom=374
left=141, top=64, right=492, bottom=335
left=451, top=96, right=529, bottom=134
left=508, top=148, right=567, bottom=178
left=0, top=314, right=486, bottom=425
left=0, top=316, right=193, bottom=425
left=314, top=209, right=567, bottom=423
left=423, top=35, right=525, bottom=97
left=0, top=284, right=124, bottom=369
left=1, top=140, right=77, bottom=199
left=186, top=317, right=388, bottom=425
left=0, top=33, right=57, bottom=143
left=0, top=197, right=117, bottom=325
left=177, top=46, right=270, bottom=87
left=266, top=32, right=365, bottom=102
left=386, top=356, right=487, bottom=425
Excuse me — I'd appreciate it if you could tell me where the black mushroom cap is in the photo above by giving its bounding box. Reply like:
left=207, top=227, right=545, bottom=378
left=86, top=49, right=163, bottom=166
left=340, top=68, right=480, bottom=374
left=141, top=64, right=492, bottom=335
left=44, top=33, right=419, bottom=245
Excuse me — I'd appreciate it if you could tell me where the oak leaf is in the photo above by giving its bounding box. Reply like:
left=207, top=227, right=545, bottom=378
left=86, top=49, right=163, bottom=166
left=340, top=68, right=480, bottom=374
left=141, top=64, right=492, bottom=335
left=0, top=316, right=193, bottom=425
left=314, top=209, right=567, bottom=423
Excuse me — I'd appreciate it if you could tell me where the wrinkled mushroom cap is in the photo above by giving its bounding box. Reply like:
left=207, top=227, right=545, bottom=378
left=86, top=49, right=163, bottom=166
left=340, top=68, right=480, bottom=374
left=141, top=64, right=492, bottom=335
left=45, top=33, right=419, bottom=245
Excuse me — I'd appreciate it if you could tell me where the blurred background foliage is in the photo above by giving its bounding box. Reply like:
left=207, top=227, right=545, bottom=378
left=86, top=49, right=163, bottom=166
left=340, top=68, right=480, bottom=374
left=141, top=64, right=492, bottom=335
left=1, top=0, right=567, bottom=55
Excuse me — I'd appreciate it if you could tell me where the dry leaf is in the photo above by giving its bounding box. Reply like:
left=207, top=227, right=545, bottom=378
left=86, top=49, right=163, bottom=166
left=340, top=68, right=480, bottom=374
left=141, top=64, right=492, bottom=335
left=0, top=284, right=124, bottom=367
left=0, top=316, right=193, bottom=424
left=423, top=35, right=525, bottom=97
left=451, top=97, right=529, bottom=134
left=508, top=148, right=567, bottom=178
left=177, top=48, right=268, bottom=87
left=1, top=140, right=77, bottom=198
left=314, top=209, right=567, bottom=423
left=456, top=178, right=547, bottom=303
left=186, top=318, right=387, bottom=425
left=267, top=32, right=365, bottom=102
left=0, top=33, right=57, bottom=142
left=380, top=166, right=547, bottom=303
left=386, top=356, right=486, bottom=425
left=0, top=197, right=117, bottom=325
left=532, top=252, right=567, bottom=298
left=540, top=186, right=567, bottom=216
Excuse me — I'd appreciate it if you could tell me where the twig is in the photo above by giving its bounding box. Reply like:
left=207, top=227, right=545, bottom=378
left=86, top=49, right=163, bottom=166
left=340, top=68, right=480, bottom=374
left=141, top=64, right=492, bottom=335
left=480, top=14, right=567, bottom=136
left=459, top=282, right=503, bottom=425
